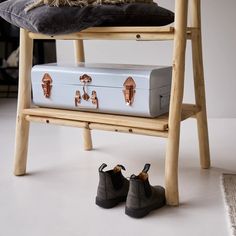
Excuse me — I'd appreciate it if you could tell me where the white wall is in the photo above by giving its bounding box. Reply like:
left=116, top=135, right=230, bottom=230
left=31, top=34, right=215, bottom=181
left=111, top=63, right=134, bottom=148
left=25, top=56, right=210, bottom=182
left=56, top=0, right=236, bottom=118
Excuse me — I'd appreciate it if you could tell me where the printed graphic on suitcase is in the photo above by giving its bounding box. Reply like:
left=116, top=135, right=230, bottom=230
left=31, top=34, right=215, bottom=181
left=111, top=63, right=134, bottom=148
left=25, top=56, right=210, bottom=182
left=31, top=63, right=172, bottom=117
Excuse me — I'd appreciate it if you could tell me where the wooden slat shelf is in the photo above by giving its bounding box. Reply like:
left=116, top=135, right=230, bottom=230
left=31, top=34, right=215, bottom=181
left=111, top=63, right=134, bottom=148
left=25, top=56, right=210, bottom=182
left=28, top=27, right=197, bottom=41
left=81, top=26, right=175, bottom=33
left=22, top=103, right=200, bottom=137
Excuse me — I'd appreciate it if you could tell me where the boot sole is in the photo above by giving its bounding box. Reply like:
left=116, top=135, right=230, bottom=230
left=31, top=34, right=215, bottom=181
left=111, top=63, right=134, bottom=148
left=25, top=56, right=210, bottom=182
left=96, top=196, right=127, bottom=209
left=125, top=199, right=166, bottom=218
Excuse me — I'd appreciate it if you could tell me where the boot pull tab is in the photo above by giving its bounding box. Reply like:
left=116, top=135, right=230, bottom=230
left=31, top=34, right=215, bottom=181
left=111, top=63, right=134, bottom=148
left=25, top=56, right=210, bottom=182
left=113, top=164, right=126, bottom=173
left=142, top=163, right=151, bottom=173
left=138, top=163, right=151, bottom=181
left=99, top=163, right=107, bottom=172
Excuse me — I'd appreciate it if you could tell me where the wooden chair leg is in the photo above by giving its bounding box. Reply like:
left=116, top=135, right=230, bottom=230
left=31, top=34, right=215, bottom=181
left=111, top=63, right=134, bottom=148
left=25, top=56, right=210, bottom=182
left=191, top=0, right=210, bottom=169
left=83, top=126, right=93, bottom=151
left=73, top=40, right=93, bottom=151
left=165, top=132, right=181, bottom=206
left=165, top=0, right=188, bottom=206
left=14, top=29, right=33, bottom=176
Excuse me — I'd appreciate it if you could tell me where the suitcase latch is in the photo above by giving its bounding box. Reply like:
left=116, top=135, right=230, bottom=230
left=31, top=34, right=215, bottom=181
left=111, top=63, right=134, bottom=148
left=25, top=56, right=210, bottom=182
left=123, top=77, right=136, bottom=106
left=74, top=90, right=99, bottom=109
left=42, top=73, right=53, bottom=98
left=75, top=90, right=81, bottom=107
left=80, top=74, right=92, bottom=101
left=91, top=90, right=99, bottom=109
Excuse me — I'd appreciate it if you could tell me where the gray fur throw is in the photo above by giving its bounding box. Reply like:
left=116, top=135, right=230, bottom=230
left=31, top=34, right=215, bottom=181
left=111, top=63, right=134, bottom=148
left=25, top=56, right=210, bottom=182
left=25, top=0, right=154, bottom=11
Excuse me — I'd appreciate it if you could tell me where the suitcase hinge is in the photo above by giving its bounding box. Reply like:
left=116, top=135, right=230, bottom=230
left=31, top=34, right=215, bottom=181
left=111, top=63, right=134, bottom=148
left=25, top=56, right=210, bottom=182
left=123, top=76, right=136, bottom=106
left=80, top=74, right=92, bottom=101
left=42, top=73, right=53, bottom=98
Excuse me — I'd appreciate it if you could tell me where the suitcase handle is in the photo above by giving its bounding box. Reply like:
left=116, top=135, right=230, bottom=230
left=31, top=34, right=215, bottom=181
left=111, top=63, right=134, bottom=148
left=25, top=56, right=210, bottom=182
left=80, top=74, right=92, bottom=101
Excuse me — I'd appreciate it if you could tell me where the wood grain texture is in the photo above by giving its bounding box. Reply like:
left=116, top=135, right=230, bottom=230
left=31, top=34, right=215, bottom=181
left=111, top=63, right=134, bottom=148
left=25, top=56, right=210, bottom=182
left=24, top=115, right=169, bottom=138
left=89, top=123, right=169, bottom=137
left=83, top=127, right=93, bottom=151
left=29, top=32, right=174, bottom=41
left=22, top=108, right=168, bottom=130
left=28, top=27, right=196, bottom=41
left=191, top=0, right=211, bottom=169
left=165, top=0, right=189, bottom=206
left=80, top=26, right=174, bottom=33
left=14, top=29, right=33, bottom=176
left=74, top=40, right=85, bottom=62
left=25, top=115, right=87, bottom=128
left=22, top=104, right=199, bottom=132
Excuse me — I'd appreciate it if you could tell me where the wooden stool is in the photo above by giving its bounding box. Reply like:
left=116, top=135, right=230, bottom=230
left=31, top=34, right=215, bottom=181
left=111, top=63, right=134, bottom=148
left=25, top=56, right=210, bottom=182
left=13, top=0, right=210, bottom=206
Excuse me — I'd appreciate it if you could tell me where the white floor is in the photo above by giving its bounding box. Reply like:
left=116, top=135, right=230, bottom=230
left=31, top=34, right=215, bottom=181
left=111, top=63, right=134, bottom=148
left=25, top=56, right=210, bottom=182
left=0, top=98, right=235, bottom=236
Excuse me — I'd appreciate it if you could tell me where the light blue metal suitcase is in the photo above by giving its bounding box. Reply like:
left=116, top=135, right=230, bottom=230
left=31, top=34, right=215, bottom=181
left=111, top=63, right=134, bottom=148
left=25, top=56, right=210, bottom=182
left=31, top=63, right=172, bottom=117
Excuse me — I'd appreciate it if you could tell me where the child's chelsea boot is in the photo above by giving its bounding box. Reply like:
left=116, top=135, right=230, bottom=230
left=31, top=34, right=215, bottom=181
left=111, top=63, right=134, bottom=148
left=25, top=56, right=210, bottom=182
left=125, top=163, right=166, bottom=218
left=96, top=163, right=129, bottom=209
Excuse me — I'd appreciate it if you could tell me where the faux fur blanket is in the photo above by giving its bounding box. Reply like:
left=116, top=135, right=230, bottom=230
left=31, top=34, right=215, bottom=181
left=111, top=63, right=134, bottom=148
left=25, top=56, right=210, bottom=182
left=25, top=0, right=154, bottom=12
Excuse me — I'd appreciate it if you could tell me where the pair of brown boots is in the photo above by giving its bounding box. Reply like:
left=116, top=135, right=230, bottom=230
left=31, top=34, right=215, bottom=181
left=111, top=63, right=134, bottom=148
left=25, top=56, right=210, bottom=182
left=95, top=163, right=166, bottom=218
